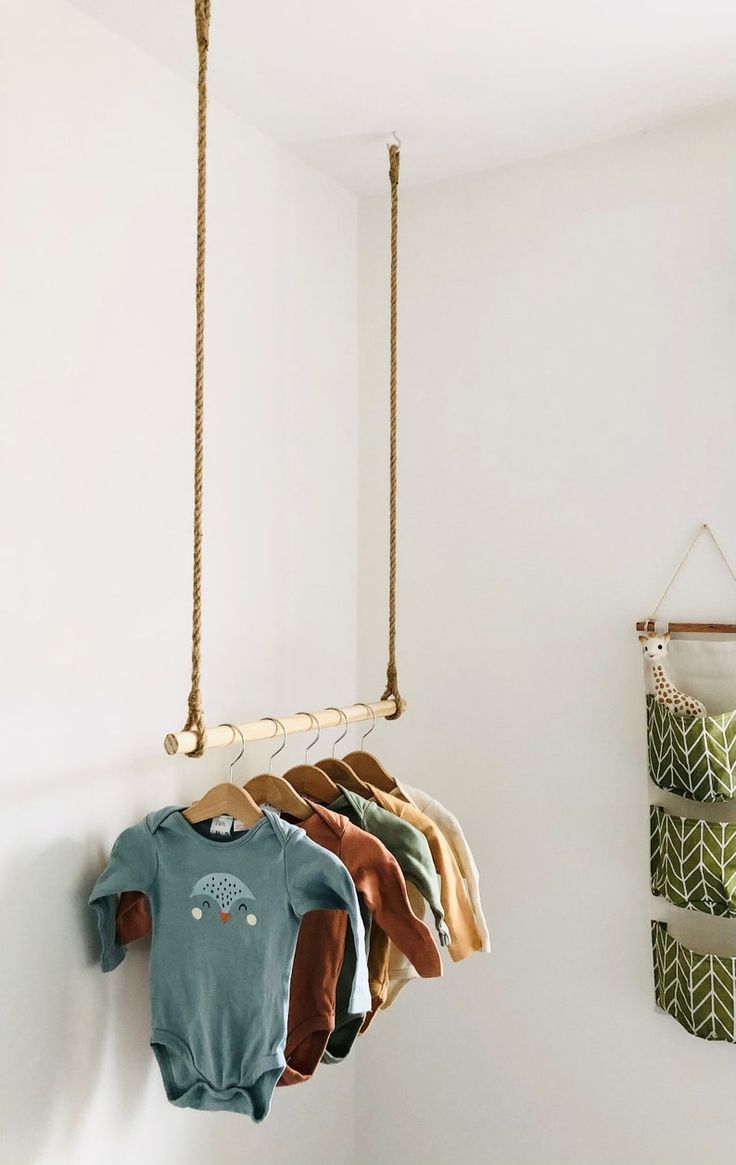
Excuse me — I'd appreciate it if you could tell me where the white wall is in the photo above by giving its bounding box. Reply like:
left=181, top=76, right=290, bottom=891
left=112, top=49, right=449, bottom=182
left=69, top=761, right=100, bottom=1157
left=1, top=2, right=358, bottom=1163
left=8, top=5, right=736, bottom=1162
left=357, top=105, right=736, bottom=1165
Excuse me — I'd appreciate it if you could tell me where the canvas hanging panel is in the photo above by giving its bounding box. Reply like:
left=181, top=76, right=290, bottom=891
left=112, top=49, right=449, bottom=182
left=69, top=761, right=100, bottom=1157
left=643, top=528, right=736, bottom=1042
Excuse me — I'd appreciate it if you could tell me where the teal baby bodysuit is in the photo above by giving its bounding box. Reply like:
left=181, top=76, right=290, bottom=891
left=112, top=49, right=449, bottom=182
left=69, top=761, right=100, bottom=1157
left=89, top=806, right=369, bottom=1120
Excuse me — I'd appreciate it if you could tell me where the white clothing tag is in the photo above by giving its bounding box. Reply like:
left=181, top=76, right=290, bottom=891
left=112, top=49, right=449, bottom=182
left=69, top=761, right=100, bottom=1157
left=210, top=814, right=233, bottom=836
left=232, top=819, right=248, bottom=833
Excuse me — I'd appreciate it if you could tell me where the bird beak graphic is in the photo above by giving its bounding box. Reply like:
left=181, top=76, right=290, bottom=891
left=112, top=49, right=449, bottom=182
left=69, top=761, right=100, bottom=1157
left=219, top=912, right=230, bottom=923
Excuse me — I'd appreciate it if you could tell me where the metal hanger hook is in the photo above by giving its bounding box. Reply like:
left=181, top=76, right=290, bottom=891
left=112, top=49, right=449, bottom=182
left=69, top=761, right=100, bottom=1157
left=219, top=723, right=245, bottom=784
left=298, top=711, right=321, bottom=762
left=357, top=703, right=376, bottom=751
left=261, top=717, right=287, bottom=773
left=326, top=707, right=348, bottom=757
left=390, top=130, right=401, bottom=148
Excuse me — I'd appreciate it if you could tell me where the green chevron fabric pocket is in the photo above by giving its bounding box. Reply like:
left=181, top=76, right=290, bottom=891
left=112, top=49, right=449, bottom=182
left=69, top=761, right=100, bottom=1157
left=651, top=921, right=736, bottom=1041
left=647, top=696, right=736, bottom=802
left=650, top=805, right=736, bottom=915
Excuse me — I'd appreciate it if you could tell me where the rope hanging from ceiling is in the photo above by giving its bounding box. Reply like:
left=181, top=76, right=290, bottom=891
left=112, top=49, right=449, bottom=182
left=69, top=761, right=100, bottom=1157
left=175, top=0, right=404, bottom=756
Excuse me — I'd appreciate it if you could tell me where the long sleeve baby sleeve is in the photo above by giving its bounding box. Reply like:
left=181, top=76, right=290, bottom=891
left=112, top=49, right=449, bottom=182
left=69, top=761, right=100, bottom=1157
left=379, top=818, right=449, bottom=946
left=343, top=829, right=441, bottom=979
left=369, top=787, right=483, bottom=963
left=284, top=829, right=370, bottom=1017
left=399, top=782, right=491, bottom=952
left=89, top=818, right=158, bottom=972
left=330, top=790, right=450, bottom=946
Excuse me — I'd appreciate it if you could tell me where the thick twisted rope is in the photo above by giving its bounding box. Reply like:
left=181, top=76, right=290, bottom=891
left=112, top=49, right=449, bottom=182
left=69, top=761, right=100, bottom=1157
left=182, top=0, right=211, bottom=757
left=382, top=143, right=404, bottom=719
left=180, top=26, right=402, bottom=743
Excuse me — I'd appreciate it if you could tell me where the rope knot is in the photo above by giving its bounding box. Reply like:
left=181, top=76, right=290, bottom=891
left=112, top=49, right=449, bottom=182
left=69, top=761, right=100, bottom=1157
left=382, top=665, right=404, bottom=720
left=388, top=144, right=400, bottom=188
left=187, top=694, right=204, bottom=721
left=184, top=694, right=206, bottom=758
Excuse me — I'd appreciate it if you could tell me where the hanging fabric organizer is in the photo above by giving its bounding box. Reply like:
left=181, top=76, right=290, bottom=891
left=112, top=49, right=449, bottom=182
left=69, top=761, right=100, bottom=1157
left=640, top=525, right=736, bottom=1042
left=164, top=0, right=405, bottom=759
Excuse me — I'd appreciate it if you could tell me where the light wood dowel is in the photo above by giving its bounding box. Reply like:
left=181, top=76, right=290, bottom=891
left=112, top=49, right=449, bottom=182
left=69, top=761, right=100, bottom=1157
left=164, top=699, right=400, bottom=756
left=636, top=621, right=736, bottom=634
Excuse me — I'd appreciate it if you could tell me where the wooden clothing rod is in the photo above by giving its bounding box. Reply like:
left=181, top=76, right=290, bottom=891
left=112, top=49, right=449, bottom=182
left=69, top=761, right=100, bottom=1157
left=636, top=621, right=736, bottom=634
left=164, top=699, right=400, bottom=756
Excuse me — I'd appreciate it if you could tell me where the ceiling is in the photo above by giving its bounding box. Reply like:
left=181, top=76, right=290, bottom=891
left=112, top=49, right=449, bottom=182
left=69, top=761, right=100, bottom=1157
left=71, top=0, right=736, bottom=194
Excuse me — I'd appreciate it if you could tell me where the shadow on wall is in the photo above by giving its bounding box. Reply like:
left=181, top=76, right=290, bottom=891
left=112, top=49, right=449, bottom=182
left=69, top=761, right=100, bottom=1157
left=2, top=837, right=152, bottom=1165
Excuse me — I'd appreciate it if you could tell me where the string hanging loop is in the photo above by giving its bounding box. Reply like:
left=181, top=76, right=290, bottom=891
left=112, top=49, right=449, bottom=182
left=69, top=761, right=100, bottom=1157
left=645, top=523, right=736, bottom=632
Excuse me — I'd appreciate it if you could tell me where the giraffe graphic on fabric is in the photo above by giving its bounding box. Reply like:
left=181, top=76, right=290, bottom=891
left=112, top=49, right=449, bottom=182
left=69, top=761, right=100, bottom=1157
left=639, top=633, right=706, bottom=717
left=190, top=873, right=257, bottom=925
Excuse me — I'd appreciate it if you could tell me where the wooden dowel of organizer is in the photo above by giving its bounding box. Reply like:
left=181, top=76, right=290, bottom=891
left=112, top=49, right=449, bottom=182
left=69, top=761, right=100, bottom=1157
left=164, top=699, right=400, bottom=756
left=636, top=621, right=736, bottom=633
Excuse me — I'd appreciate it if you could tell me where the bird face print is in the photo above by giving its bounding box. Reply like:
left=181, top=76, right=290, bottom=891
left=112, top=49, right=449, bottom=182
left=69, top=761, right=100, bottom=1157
left=190, top=873, right=257, bottom=926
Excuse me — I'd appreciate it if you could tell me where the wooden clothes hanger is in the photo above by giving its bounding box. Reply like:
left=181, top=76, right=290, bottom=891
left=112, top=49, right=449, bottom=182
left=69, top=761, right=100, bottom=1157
left=315, top=708, right=373, bottom=798
left=183, top=724, right=264, bottom=827
left=245, top=719, right=312, bottom=821
left=282, top=713, right=340, bottom=802
left=342, top=703, right=398, bottom=793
